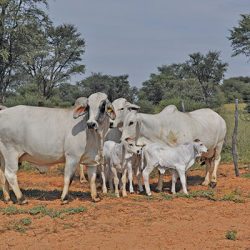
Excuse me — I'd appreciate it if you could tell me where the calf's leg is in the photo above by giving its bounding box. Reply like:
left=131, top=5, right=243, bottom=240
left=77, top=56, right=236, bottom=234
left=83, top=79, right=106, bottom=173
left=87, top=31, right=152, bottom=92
left=127, top=162, right=134, bottom=193
left=111, top=166, right=120, bottom=197
left=177, top=168, right=188, bottom=194
left=171, top=170, right=178, bottom=194
left=142, top=164, right=154, bottom=196
left=121, top=168, right=128, bottom=197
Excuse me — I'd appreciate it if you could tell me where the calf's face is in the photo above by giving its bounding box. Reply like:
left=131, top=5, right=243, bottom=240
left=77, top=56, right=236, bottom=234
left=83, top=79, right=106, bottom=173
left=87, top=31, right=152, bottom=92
left=193, top=140, right=208, bottom=157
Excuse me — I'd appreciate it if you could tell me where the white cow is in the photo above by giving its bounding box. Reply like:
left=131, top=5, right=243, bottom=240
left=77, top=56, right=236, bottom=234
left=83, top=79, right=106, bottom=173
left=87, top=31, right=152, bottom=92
left=103, top=140, right=142, bottom=197
left=121, top=105, right=226, bottom=190
left=79, top=98, right=141, bottom=190
left=0, top=92, right=115, bottom=204
left=141, top=140, right=208, bottom=196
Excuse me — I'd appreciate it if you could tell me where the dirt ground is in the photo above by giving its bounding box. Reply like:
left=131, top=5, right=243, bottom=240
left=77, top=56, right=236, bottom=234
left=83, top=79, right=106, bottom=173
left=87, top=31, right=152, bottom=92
left=0, top=164, right=249, bottom=250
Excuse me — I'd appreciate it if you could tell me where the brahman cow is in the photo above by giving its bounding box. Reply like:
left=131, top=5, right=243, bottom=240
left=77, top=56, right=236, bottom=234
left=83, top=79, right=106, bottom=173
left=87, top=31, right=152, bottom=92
left=121, top=105, right=226, bottom=189
left=0, top=92, right=115, bottom=204
left=79, top=98, right=141, bottom=189
left=141, top=140, right=208, bottom=196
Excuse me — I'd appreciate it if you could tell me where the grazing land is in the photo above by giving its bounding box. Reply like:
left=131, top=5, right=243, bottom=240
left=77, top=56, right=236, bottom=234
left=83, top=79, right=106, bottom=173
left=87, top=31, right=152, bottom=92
left=0, top=164, right=249, bottom=250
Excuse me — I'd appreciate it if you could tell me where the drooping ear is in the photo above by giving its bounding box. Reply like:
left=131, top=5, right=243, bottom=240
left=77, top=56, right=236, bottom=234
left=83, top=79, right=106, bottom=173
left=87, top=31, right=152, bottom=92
left=106, top=100, right=116, bottom=120
left=125, top=102, right=140, bottom=111
left=73, top=97, right=88, bottom=119
left=194, top=139, right=200, bottom=142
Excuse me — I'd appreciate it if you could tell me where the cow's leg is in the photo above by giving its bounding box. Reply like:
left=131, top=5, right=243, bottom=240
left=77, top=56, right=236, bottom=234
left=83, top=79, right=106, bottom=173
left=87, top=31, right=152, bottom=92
left=79, top=164, right=87, bottom=183
left=121, top=168, right=128, bottom=197
left=210, top=155, right=221, bottom=188
left=177, top=168, right=188, bottom=194
left=142, top=164, right=154, bottom=196
left=202, top=159, right=211, bottom=186
left=0, top=165, right=11, bottom=203
left=61, top=157, right=78, bottom=204
left=156, top=171, right=164, bottom=192
left=101, top=163, right=108, bottom=194
left=171, top=170, right=178, bottom=194
left=210, top=142, right=223, bottom=188
left=4, top=152, right=27, bottom=204
left=0, top=156, right=11, bottom=203
left=111, top=166, right=119, bottom=197
left=137, top=172, right=144, bottom=193
left=87, top=165, right=100, bottom=202
left=127, top=162, right=134, bottom=193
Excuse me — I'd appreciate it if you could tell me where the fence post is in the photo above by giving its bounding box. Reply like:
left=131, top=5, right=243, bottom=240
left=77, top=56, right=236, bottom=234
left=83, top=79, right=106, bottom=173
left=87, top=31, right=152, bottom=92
left=181, top=100, right=185, bottom=112
left=232, top=98, right=239, bottom=177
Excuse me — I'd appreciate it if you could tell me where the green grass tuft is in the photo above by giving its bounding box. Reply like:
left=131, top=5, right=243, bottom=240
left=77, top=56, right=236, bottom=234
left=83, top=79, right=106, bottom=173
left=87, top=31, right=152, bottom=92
left=225, top=230, right=237, bottom=241
left=220, top=189, right=245, bottom=203
left=242, top=173, right=250, bottom=179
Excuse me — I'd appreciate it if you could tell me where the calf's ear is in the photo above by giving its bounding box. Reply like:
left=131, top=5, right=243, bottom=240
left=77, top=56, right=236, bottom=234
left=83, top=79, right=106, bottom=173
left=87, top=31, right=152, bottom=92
left=73, top=97, right=88, bottom=119
left=106, top=100, right=116, bottom=120
left=126, top=102, right=140, bottom=111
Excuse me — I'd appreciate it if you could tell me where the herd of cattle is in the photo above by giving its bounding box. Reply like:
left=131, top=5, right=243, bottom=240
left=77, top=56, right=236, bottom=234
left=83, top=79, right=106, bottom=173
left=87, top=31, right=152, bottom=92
left=0, top=92, right=227, bottom=204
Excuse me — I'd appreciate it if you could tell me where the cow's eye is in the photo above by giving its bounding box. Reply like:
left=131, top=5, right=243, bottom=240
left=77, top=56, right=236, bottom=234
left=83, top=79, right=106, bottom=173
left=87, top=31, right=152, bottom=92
left=129, top=121, right=134, bottom=126
left=100, top=102, right=106, bottom=113
left=120, top=108, right=124, bottom=111
left=129, top=144, right=133, bottom=147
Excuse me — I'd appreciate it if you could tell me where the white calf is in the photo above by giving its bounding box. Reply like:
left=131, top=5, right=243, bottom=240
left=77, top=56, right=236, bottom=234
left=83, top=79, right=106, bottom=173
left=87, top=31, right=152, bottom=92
left=103, top=141, right=142, bottom=197
left=142, top=140, right=207, bottom=196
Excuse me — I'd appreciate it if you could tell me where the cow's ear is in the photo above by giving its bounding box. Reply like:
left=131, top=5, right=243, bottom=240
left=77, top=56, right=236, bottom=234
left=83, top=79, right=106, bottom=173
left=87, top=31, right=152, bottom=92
left=126, top=103, right=140, bottom=111
left=73, top=97, right=88, bottom=119
left=106, top=101, right=116, bottom=120
left=194, top=139, right=200, bottom=142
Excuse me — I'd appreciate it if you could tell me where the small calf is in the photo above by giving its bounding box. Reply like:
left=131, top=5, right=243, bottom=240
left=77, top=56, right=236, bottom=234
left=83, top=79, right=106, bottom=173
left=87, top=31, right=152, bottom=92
left=142, top=140, right=207, bottom=196
left=103, top=140, right=142, bottom=197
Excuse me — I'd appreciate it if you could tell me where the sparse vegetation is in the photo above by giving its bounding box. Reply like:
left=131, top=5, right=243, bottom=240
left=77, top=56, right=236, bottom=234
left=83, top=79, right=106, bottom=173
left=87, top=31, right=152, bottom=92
left=176, top=190, right=216, bottom=200
left=0, top=205, right=86, bottom=218
left=242, top=173, right=250, bottom=179
left=6, top=218, right=32, bottom=233
left=225, top=230, right=237, bottom=241
left=220, top=189, right=245, bottom=203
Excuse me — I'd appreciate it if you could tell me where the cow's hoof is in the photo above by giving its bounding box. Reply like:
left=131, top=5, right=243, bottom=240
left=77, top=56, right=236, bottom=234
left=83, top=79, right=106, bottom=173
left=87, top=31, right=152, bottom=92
left=202, top=181, right=209, bottom=186
left=209, top=182, right=217, bottom=188
left=4, top=199, right=13, bottom=205
left=102, top=188, right=108, bottom=194
left=92, top=197, right=101, bottom=202
left=61, top=199, right=69, bottom=205
left=17, top=196, right=28, bottom=205
left=155, top=189, right=162, bottom=193
left=122, top=192, right=128, bottom=197
left=146, top=193, right=152, bottom=196
left=130, top=191, right=134, bottom=194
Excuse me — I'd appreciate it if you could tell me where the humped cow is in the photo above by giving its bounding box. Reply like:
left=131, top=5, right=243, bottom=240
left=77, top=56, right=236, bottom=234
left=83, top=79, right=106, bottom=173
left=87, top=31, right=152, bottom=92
left=0, top=92, right=115, bottom=204
left=121, top=105, right=226, bottom=189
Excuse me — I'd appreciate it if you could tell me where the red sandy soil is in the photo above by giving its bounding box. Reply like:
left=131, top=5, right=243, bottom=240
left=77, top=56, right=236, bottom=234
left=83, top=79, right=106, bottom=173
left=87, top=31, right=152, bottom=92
left=0, top=164, right=249, bottom=250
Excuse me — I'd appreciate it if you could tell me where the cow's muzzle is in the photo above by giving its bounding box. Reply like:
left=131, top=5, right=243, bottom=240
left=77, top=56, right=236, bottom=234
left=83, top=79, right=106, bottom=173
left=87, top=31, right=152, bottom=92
left=87, top=121, right=98, bottom=129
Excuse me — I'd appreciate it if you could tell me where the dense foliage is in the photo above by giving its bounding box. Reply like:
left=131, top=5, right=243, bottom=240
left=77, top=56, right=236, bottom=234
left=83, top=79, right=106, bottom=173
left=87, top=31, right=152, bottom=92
left=0, top=2, right=249, bottom=113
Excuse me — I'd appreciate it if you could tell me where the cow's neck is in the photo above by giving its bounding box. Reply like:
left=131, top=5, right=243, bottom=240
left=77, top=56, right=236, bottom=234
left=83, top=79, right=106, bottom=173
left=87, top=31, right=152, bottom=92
left=137, top=113, right=173, bottom=145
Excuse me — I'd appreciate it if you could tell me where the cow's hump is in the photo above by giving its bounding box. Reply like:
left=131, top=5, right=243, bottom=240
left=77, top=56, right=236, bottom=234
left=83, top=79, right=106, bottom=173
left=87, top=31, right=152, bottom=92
left=161, top=105, right=178, bottom=113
